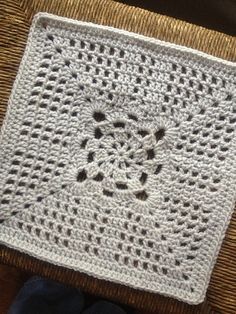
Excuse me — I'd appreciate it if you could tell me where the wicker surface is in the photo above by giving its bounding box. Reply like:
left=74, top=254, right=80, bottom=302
left=0, top=0, right=236, bottom=313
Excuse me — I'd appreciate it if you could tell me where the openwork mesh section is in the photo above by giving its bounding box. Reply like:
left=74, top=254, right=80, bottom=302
left=0, top=13, right=235, bottom=304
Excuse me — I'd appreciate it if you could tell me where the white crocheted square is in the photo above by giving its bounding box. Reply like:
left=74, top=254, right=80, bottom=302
left=0, top=13, right=235, bottom=304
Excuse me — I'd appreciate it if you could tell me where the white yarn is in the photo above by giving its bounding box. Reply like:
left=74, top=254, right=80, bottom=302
left=0, top=13, right=235, bottom=304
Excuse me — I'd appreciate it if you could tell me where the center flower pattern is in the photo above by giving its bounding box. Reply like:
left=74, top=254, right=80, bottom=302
left=68, top=101, right=177, bottom=202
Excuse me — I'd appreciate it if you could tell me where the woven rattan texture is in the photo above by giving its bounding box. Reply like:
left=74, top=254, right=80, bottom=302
left=0, top=1, right=236, bottom=313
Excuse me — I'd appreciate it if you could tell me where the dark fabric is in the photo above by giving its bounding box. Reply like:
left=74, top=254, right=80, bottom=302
left=7, top=277, right=127, bottom=314
left=83, top=301, right=127, bottom=314
left=117, top=0, right=236, bottom=36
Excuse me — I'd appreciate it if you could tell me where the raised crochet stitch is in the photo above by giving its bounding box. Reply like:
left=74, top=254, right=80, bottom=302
left=0, top=13, right=235, bottom=304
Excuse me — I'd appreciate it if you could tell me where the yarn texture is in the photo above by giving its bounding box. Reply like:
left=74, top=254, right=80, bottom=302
left=0, top=13, right=236, bottom=304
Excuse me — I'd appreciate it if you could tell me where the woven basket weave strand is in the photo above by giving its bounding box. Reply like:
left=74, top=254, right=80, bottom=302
left=0, top=1, right=236, bottom=313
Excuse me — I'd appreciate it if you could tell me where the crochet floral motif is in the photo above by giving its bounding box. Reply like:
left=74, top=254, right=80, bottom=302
left=65, top=100, right=176, bottom=203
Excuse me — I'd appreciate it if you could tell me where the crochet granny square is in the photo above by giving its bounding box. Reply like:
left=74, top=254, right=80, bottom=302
left=0, top=13, right=235, bottom=304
